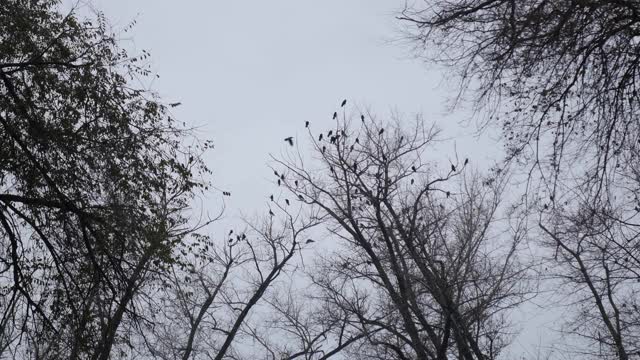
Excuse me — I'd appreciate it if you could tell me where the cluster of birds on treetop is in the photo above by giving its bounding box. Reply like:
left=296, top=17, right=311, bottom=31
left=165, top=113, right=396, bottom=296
left=269, top=99, right=473, bottom=245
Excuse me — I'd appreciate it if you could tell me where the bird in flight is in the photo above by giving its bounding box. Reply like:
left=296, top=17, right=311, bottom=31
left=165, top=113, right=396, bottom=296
left=341, top=99, right=347, bottom=107
left=284, top=137, right=294, bottom=146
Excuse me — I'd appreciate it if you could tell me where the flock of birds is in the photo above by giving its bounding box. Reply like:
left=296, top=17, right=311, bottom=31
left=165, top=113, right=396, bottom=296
left=223, top=99, right=468, bottom=248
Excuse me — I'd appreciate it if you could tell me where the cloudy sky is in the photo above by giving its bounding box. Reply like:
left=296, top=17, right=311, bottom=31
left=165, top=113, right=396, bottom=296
left=82, top=1, right=558, bottom=357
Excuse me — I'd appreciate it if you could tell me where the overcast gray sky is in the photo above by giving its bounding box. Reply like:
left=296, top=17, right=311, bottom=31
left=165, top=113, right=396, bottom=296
left=85, top=1, right=561, bottom=357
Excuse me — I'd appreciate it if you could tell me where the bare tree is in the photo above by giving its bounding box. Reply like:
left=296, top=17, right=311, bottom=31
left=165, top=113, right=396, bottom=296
left=269, top=111, right=531, bottom=360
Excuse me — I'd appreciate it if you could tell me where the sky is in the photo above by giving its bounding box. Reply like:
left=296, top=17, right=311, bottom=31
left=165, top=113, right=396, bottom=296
left=81, top=1, right=559, bottom=357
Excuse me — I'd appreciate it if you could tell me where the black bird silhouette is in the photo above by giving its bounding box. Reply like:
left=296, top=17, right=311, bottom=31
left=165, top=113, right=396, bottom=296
left=305, top=239, right=315, bottom=244
left=277, top=179, right=281, bottom=186
left=274, top=170, right=279, bottom=177
left=341, top=99, right=347, bottom=107
left=285, top=199, right=290, bottom=206
left=341, top=130, right=346, bottom=136
left=378, top=128, right=384, bottom=135
left=294, top=180, right=299, bottom=187
left=400, top=136, right=404, bottom=143
left=411, top=166, right=416, bottom=172
left=229, top=229, right=233, bottom=235
left=305, top=121, right=309, bottom=128
left=451, top=164, right=456, bottom=172
left=322, top=146, right=326, bottom=153
left=298, top=194, right=304, bottom=201
left=284, top=137, right=294, bottom=146
left=355, top=138, right=359, bottom=144
left=411, top=179, right=414, bottom=185
left=464, top=158, right=469, bottom=165
left=446, top=191, right=451, bottom=198
left=280, top=174, right=285, bottom=181
left=228, top=238, right=233, bottom=243
left=350, top=145, right=354, bottom=151
left=269, top=209, right=275, bottom=216
left=327, top=130, right=333, bottom=137
left=242, top=233, right=247, bottom=240
left=333, top=112, right=337, bottom=119
left=270, top=194, right=274, bottom=201
left=360, top=114, right=365, bottom=122
left=319, top=134, right=323, bottom=141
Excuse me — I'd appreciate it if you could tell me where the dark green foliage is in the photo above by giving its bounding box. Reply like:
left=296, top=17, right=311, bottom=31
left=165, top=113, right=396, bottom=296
left=0, top=1, right=211, bottom=358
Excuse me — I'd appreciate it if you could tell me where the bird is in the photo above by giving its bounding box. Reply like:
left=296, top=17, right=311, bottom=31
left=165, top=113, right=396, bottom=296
left=355, top=138, right=359, bottom=144
left=169, top=102, right=182, bottom=107
left=464, top=158, right=469, bottom=165
left=341, top=99, right=347, bottom=107
left=280, top=174, right=285, bottom=181
left=229, top=229, right=233, bottom=235
left=319, top=134, right=323, bottom=141
left=284, top=137, right=294, bottom=146
left=277, top=179, right=281, bottom=186
left=333, top=112, right=337, bottom=119
left=400, top=136, right=404, bottom=143
left=411, top=179, right=414, bottom=185
left=360, top=115, right=365, bottom=122
left=305, top=239, right=315, bottom=244
left=350, top=145, right=354, bottom=151
left=322, top=146, right=326, bottom=153
left=327, top=130, right=333, bottom=137
left=285, top=199, right=290, bottom=206
left=298, top=194, right=304, bottom=201
left=270, top=194, right=274, bottom=201
left=274, top=170, right=279, bottom=177
left=446, top=191, right=451, bottom=198
left=378, top=128, right=384, bottom=135
left=305, top=121, right=309, bottom=128
left=411, top=166, right=416, bottom=172
left=294, top=180, right=299, bottom=187
left=269, top=209, right=275, bottom=216
left=451, top=164, right=456, bottom=172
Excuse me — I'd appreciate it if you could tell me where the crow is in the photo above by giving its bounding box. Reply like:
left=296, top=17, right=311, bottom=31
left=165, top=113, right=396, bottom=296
left=284, top=137, right=294, bottom=146
left=341, top=99, right=347, bottom=107
left=277, top=179, right=281, bottom=186
left=280, top=174, right=285, bottom=181
left=411, top=166, right=416, bottom=172
left=319, top=134, right=323, bottom=141
left=378, top=128, right=384, bottom=135
left=327, top=130, right=333, bottom=137
left=294, top=180, right=299, bottom=187
left=306, top=239, right=315, bottom=244
left=305, top=121, right=309, bottom=128
left=298, top=194, right=304, bottom=201
left=229, top=229, right=233, bottom=235
left=285, top=199, right=290, bottom=206
left=274, top=170, right=279, bottom=177
left=446, top=191, right=451, bottom=198
left=242, top=233, right=247, bottom=240
left=360, top=114, right=365, bottom=122
left=269, top=209, right=275, bottom=216
left=411, top=179, right=414, bottom=185
left=451, top=164, right=456, bottom=172
left=169, top=102, right=182, bottom=107
left=355, top=138, right=359, bottom=144
left=333, top=112, right=337, bottom=119
left=322, top=146, right=326, bottom=153
left=399, top=136, right=404, bottom=143
left=270, top=194, right=274, bottom=201
left=464, top=158, right=469, bottom=165
left=341, top=130, right=346, bottom=136
left=350, top=145, right=354, bottom=151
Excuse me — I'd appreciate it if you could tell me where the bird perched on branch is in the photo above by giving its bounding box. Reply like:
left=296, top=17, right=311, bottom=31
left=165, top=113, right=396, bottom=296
left=306, top=239, right=315, bottom=244
left=305, top=121, right=309, bottom=128
left=341, top=99, right=347, bottom=107
left=333, top=112, right=337, bottom=119
left=284, top=137, right=294, bottom=146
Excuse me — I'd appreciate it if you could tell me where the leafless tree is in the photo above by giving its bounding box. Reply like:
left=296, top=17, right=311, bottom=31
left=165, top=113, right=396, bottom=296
left=269, top=111, right=532, bottom=360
